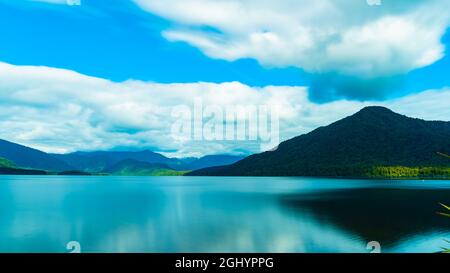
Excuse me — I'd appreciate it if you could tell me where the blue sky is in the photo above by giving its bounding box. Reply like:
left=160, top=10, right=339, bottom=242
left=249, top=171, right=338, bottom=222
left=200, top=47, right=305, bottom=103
left=0, top=0, right=450, bottom=156
left=0, top=0, right=309, bottom=87
left=406, top=30, right=450, bottom=94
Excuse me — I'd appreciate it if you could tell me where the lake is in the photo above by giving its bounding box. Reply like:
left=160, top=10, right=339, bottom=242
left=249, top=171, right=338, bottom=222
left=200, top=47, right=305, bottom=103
left=0, top=176, right=449, bottom=253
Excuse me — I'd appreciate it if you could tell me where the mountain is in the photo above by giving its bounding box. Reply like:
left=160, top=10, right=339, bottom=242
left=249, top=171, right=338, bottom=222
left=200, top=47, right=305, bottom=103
left=0, top=139, right=72, bottom=171
left=52, top=150, right=180, bottom=173
left=52, top=151, right=245, bottom=172
left=103, top=159, right=185, bottom=176
left=0, top=156, right=47, bottom=175
left=0, top=137, right=246, bottom=174
left=182, top=155, right=245, bottom=170
left=0, top=167, right=47, bottom=175
left=189, top=106, right=450, bottom=178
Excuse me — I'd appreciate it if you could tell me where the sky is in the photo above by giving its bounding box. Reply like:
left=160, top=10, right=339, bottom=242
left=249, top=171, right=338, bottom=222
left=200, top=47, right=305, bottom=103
left=0, top=0, right=449, bottom=157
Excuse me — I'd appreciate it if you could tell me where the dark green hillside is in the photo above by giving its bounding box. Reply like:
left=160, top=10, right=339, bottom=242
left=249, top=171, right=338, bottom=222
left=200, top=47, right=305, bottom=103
left=104, top=159, right=186, bottom=176
left=0, top=157, right=16, bottom=168
left=189, top=107, right=450, bottom=178
left=0, top=167, right=47, bottom=175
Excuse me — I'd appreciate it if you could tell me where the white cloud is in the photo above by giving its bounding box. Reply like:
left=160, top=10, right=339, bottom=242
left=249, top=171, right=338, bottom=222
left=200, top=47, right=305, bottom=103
left=0, top=62, right=449, bottom=156
left=133, top=0, right=450, bottom=78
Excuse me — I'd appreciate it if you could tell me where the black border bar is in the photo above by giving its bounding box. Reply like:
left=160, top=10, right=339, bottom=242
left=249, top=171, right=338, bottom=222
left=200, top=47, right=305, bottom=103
left=0, top=253, right=446, bottom=272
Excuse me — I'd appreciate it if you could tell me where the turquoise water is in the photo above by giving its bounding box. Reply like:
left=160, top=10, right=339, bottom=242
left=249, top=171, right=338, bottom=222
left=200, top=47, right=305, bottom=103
left=0, top=176, right=449, bottom=253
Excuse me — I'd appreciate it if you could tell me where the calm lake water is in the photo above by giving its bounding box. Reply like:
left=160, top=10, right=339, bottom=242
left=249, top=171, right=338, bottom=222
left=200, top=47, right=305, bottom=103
left=0, top=176, right=449, bottom=253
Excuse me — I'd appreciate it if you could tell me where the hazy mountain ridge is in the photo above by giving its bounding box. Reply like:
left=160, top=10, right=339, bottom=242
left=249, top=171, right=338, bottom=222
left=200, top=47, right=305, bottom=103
left=51, top=150, right=179, bottom=173
left=52, top=151, right=244, bottom=173
left=0, top=140, right=243, bottom=175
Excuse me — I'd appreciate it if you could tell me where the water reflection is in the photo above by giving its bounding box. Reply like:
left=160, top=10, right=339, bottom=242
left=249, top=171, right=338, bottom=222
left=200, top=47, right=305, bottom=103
left=280, top=188, right=450, bottom=250
left=0, top=176, right=448, bottom=253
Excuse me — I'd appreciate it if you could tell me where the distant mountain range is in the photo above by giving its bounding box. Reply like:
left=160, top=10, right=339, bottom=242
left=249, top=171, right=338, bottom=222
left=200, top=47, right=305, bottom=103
left=52, top=151, right=244, bottom=173
left=189, top=106, right=450, bottom=179
left=104, top=159, right=185, bottom=176
left=51, top=150, right=178, bottom=173
left=0, top=139, right=71, bottom=171
left=0, top=140, right=244, bottom=176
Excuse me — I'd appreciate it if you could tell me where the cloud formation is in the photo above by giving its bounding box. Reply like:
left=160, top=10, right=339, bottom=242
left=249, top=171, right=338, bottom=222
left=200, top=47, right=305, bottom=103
left=0, top=62, right=449, bottom=157
left=133, top=0, right=450, bottom=100
left=134, top=0, right=450, bottom=77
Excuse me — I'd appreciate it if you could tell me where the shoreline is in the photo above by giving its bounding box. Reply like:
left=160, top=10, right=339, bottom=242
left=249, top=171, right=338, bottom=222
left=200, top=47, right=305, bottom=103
left=0, top=173, right=449, bottom=180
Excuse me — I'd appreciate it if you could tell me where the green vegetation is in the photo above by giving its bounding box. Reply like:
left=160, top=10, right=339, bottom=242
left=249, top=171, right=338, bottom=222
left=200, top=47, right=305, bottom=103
left=366, top=166, right=450, bottom=179
left=438, top=152, right=450, bottom=159
left=0, top=157, right=16, bottom=168
left=109, top=167, right=186, bottom=176
left=439, top=203, right=450, bottom=218
left=438, top=204, right=450, bottom=253
left=0, top=155, right=186, bottom=176
left=0, top=156, right=49, bottom=175
left=104, top=159, right=187, bottom=176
